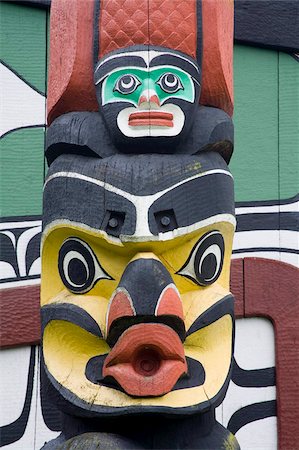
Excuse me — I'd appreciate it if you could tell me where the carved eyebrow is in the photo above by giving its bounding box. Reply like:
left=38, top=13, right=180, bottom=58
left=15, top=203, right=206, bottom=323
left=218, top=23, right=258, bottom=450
left=150, top=53, right=199, bottom=71
left=94, top=55, right=147, bottom=84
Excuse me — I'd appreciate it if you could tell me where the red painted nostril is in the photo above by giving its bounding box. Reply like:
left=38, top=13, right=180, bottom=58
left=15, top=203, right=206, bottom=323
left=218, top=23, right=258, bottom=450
left=149, top=94, right=160, bottom=106
left=138, top=95, right=147, bottom=106
left=133, top=348, right=161, bottom=377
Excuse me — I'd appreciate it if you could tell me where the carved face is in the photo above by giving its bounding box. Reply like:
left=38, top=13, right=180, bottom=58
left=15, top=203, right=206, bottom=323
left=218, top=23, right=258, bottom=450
left=94, top=47, right=200, bottom=151
left=41, top=153, right=235, bottom=417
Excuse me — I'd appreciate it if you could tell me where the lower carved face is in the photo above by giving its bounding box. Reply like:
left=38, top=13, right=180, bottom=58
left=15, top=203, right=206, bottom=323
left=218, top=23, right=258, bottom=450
left=41, top=153, right=235, bottom=417
left=94, top=47, right=200, bottom=150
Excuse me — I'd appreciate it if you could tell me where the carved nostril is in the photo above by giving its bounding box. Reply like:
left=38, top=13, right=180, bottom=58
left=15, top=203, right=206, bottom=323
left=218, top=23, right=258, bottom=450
left=155, top=285, right=184, bottom=321
left=149, top=94, right=160, bottom=106
left=138, top=95, right=147, bottom=106
left=106, top=290, right=135, bottom=335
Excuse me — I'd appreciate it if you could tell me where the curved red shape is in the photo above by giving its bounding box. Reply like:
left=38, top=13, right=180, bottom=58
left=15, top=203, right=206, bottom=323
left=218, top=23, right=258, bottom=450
left=103, top=323, right=187, bottom=397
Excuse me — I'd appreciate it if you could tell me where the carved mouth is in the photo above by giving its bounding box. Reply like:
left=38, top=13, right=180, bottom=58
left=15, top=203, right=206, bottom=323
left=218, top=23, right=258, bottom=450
left=102, top=323, right=187, bottom=397
left=128, top=111, right=174, bottom=127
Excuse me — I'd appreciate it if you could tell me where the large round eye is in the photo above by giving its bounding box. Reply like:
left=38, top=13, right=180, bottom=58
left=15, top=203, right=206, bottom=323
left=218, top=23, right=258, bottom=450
left=58, top=238, right=112, bottom=294
left=176, top=232, right=224, bottom=286
left=114, top=74, right=141, bottom=95
left=157, top=72, right=183, bottom=94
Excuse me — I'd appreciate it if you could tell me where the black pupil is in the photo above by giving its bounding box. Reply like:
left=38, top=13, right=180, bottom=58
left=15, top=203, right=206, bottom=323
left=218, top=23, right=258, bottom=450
left=68, top=258, right=88, bottom=286
left=121, top=76, right=133, bottom=86
left=166, top=74, right=176, bottom=84
left=201, top=253, right=217, bottom=280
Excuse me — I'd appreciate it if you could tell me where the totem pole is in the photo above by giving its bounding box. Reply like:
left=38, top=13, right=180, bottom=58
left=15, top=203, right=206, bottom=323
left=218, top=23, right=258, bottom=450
left=41, top=1, right=238, bottom=448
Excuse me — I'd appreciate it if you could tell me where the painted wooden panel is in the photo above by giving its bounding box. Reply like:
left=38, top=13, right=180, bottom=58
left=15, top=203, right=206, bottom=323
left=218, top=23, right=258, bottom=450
left=231, top=46, right=279, bottom=202
left=0, top=2, right=46, bottom=217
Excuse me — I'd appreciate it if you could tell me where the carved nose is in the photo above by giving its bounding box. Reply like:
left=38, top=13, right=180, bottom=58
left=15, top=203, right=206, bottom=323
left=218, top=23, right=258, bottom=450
left=106, top=256, right=185, bottom=346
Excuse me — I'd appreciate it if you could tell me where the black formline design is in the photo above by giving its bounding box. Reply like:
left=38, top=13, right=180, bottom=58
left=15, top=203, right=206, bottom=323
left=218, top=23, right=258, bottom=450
left=0, top=346, right=36, bottom=447
left=186, top=295, right=234, bottom=337
left=0, top=215, right=42, bottom=224
left=196, top=0, right=203, bottom=70
left=235, top=194, right=299, bottom=208
left=93, top=0, right=101, bottom=69
left=232, top=247, right=299, bottom=255
left=0, top=124, right=46, bottom=141
left=41, top=303, right=103, bottom=338
left=232, top=358, right=276, bottom=388
left=227, top=400, right=277, bottom=436
left=236, top=212, right=298, bottom=232
left=0, top=59, right=46, bottom=98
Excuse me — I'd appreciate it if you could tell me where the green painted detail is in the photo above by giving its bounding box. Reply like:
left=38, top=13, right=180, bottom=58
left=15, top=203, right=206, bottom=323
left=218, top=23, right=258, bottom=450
left=231, top=45, right=279, bottom=202
left=0, top=2, right=47, bottom=94
left=0, top=128, right=44, bottom=217
left=278, top=53, right=299, bottom=199
left=102, top=66, right=194, bottom=106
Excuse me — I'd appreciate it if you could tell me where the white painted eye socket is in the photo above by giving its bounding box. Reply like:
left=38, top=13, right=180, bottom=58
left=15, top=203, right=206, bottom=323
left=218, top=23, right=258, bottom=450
left=114, top=74, right=141, bottom=95
left=177, top=231, right=225, bottom=286
left=58, top=238, right=112, bottom=294
left=157, top=73, right=183, bottom=93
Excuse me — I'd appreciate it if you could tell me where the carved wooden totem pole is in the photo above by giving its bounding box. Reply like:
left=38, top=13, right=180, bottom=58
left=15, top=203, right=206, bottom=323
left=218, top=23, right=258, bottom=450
left=41, top=1, right=238, bottom=448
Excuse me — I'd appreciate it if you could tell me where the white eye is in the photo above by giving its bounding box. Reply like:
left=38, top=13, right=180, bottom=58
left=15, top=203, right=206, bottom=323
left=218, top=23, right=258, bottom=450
left=114, top=74, right=141, bottom=95
left=177, top=231, right=225, bottom=286
left=58, top=238, right=112, bottom=293
left=157, top=73, right=183, bottom=93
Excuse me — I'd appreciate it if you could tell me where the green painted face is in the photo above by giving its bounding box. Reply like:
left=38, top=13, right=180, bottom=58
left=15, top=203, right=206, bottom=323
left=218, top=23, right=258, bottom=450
left=102, top=66, right=195, bottom=106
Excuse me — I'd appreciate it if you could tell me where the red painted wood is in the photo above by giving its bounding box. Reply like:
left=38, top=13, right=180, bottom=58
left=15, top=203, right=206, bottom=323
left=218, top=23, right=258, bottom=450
left=107, top=291, right=135, bottom=333
left=230, top=258, right=244, bottom=318
left=244, top=258, right=299, bottom=450
left=201, top=0, right=234, bottom=116
left=99, top=0, right=197, bottom=59
left=0, top=285, right=41, bottom=348
left=47, top=0, right=97, bottom=124
left=156, top=287, right=184, bottom=320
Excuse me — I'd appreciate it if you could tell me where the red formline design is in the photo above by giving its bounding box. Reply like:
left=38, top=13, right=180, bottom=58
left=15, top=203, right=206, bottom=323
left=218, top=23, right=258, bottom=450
left=244, top=258, right=299, bottom=450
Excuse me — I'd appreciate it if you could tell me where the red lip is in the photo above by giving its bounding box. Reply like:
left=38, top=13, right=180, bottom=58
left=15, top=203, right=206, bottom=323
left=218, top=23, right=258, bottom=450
left=128, top=111, right=173, bottom=127
left=103, top=323, right=187, bottom=397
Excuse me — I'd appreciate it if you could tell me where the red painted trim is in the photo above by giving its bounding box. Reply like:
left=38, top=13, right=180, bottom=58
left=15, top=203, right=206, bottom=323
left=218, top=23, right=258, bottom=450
left=230, top=258, right=244, bottom=318
left=0, top=285, right=41, bottom=348
left=244, top=258, right=299, bottom=450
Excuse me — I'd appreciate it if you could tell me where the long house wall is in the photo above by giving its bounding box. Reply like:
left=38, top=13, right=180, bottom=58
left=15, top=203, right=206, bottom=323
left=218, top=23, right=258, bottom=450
left=0, top=2, right=298, bottom=449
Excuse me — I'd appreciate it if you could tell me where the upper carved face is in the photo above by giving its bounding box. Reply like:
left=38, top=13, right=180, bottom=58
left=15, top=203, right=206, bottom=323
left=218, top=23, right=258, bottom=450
left=94, top=47, right=201, bottom=151
left=41, top=153, right=235, bottom=417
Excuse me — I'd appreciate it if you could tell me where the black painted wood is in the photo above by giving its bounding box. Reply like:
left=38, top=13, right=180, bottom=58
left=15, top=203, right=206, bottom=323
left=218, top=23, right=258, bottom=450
left=234, top=0, right=299, bottom=52
left=4, top=0, right=51, bottom=8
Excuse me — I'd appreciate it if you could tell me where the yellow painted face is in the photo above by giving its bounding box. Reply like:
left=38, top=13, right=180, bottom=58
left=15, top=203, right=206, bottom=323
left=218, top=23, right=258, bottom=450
left=41, top=219, right=235, bottom=416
